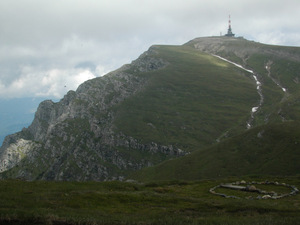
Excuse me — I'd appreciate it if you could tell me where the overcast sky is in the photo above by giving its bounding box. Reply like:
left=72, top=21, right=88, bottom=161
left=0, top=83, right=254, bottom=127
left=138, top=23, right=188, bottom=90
left=1, top=0, right=300, bottom=100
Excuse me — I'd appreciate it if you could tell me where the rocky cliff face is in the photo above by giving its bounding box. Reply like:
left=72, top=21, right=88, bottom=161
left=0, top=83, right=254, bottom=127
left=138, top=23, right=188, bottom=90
left=0, top=46, right=185, bottom=181
left=3, top=37, right=299, bottom=181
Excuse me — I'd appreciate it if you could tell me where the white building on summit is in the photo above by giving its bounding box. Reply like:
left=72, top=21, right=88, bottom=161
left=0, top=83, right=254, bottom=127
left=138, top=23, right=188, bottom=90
left=225, top=15, right=235, bottom=37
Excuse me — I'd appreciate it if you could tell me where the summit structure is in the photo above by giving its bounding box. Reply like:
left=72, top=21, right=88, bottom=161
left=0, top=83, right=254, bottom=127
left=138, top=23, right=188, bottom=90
left=225, top=15, right=235, bottom=37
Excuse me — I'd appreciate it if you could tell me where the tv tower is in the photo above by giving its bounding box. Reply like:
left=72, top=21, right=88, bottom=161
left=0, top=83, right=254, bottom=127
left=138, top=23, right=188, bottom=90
left=225, top=15, right=235, bottom=37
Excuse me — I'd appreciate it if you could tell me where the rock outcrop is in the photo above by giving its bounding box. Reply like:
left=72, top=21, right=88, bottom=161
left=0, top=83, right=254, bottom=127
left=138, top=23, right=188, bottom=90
left=2, top=36, right=300, bottom=182
left=0, top=46, right=184, bottom=181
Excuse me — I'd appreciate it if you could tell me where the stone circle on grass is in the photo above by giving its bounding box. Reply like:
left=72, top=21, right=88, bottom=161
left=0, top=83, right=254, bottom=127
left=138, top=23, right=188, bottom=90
left=210, top=180, right=299, bottom=200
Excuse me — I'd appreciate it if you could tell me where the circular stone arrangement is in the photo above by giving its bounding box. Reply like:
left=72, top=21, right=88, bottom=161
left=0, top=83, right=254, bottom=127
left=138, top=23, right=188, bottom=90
left=210, top=180, right=299, bottom=200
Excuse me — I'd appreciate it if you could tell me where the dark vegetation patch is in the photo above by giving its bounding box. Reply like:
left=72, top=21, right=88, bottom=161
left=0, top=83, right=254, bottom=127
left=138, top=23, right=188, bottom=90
left=0, top=177, right=299, bottom=224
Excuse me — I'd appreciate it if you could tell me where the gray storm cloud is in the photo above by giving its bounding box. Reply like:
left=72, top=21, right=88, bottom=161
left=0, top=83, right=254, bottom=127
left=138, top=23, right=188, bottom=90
left=0, top=0, right=299, bottom=99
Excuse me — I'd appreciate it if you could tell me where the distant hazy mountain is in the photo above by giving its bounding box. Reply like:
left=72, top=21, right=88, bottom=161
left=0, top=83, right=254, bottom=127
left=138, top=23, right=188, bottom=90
left=1, top=37, right=299, bottom=181
left=0, top=98, right=49, bottom=145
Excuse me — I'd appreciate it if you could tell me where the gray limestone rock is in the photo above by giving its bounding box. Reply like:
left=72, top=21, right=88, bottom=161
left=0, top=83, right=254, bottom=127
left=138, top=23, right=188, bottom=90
left=0, top=47, right=183, bottom=181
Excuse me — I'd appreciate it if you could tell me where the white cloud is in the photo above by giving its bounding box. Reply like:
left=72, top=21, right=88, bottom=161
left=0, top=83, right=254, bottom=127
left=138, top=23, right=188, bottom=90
left=0, top=0, right=300, bottom=99
left=0, top=67, right=96, bottom=99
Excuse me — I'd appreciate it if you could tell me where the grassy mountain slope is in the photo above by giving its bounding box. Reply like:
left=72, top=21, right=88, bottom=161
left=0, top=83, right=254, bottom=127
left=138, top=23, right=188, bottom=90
left=132, top=37, right=300, bottom=181
left=131, top=121, right=300, bottom=182
left=1, top=37, right=300, bottom=181
left=187, top=37, right=300, bottom=125
left=0, top=38, right=260, bottom=181
left=113, top=44, right=258, bottom=151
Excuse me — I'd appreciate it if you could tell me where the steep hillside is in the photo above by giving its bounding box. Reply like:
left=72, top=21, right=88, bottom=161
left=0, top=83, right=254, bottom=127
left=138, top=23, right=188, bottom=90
left=132, top=37, right=300, bottom=181
left=131, top=121, right=300, bottom=181
left=1, top=36, right=299, bottom=181
left=187, top=37, right=300, bottom=125
left=113, top=45, right=257, bottom=151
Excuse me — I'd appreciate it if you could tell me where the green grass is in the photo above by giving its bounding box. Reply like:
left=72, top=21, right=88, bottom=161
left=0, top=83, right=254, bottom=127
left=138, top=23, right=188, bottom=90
left=2, top=36, right=300, bottom=186
left=113, top=45, right=258, bottom=152
left=187, top=37, right=300, bottom=127
left=0, top=177, right=299, bottom=224
left=131, top=121, right=300, bottom=182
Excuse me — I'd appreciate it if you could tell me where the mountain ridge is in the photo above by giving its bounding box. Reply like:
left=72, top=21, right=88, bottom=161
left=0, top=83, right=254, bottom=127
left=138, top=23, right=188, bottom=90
left=1, top=36, right=299, bottom=181
left=0, top=45, right=186, bottom=180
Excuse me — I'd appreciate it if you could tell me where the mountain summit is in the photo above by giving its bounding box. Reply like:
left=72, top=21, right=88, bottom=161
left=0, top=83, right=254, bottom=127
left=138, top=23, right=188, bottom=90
left=1, top=37, right=300, bottom=181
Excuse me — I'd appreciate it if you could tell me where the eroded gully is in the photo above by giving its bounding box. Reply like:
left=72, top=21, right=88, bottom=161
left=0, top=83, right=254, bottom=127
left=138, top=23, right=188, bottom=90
left=212, top=54, right=263, bottom=129
left=213, top=55, right=288, bottom=129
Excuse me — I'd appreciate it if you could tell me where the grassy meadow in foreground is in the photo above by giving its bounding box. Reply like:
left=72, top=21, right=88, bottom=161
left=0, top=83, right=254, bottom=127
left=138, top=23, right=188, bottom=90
left=0, top=177, right=299, bottom=224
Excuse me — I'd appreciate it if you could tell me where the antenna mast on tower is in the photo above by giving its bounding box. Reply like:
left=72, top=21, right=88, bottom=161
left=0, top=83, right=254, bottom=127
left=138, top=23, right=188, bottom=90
left=225, top=14, right=235, bottom=37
